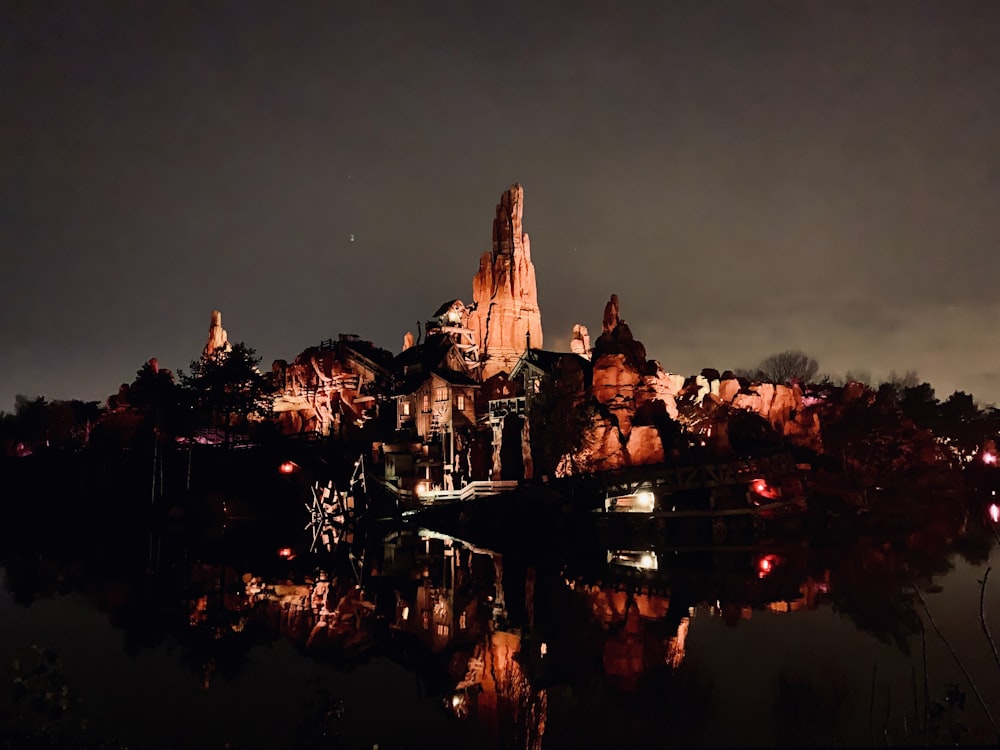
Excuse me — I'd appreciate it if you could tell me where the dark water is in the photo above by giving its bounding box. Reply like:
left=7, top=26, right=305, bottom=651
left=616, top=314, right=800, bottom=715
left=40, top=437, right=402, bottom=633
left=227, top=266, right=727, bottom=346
left=2, top=487, right=999, bottom=749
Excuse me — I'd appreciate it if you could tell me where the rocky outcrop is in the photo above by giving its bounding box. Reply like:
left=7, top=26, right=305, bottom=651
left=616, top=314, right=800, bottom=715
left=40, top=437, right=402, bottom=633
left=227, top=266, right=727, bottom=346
left=562, top=297, right=666, bottom=474
left=570, top=324, right=591, bottom=359
left=557, top=295, right=824, bottom=475
left=271, top=336, right=391, bottom=437
left=468, top=184, right=544, bottom=379
left=203, top=309, right=230, bottom=359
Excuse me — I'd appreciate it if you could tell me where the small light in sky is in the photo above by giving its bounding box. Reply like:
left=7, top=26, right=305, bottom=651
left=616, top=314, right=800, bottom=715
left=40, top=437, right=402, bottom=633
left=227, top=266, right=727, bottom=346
left=349, top=234, right=355, bottom=242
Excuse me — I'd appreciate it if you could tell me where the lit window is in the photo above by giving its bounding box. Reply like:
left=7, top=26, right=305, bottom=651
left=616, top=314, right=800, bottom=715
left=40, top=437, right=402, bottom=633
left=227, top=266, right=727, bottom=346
left=459, top=611, right=467, bottom=629
left=436, top=623, right=450, bottom=637
left=402, top=401, right=410, bottom=416
left=456, top=393, right=465, bottom=411
left=436, top=387, right=448, bottom=402
left=422, top=611, right=430, bottom=630
left=422, top=395, right=429, bottom=411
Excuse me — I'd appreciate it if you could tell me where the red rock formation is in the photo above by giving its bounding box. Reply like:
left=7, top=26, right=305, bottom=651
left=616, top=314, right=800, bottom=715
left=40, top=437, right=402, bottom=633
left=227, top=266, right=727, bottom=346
left=558, top=295, right=824, bottom=474
left=271, top=337, right=391, bottom=437
left=570, top=324, right=591, bottom=359
left=203, top=309, right=230, bottom=359
left=562, top=296, right=665, bottom=474
left=468, top=184, right=543, bottom=379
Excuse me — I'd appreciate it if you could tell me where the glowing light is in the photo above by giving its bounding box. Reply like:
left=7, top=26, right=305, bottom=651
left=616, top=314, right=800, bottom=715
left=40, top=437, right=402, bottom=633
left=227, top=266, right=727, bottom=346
left=451, top=695, right=462, bottom=708
left=757, top=555, right=778, bottom=578
left=640, top=553, right=655, bottom=569
left=540, top=642, right=548, bottom=656
left=606, top=491, right=656, bottom=512
left=416, top=481, right=432, bottom=496
left=401, top=606, right=409, bottom=621
left=752, top=479, right=767, bottom=494
left=984, top=453, right=997, bottom=465
left=279, top=461, right=296, bottom=474
left=990, top=504, right=1000, bottom=524
left=278, top=547, right=294, bottom=559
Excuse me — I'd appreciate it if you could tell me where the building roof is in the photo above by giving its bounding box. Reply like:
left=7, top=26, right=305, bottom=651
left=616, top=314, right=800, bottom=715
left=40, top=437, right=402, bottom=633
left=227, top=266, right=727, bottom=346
left=510, top=348, right=591, bottom=379
left=431, top=299, right=463, bottom=318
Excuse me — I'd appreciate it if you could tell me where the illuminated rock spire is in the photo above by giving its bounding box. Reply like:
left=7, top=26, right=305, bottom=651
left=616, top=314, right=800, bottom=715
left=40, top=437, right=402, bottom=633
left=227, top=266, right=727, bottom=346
left=203, top=309, right=230, bottom=359
left=468, top=184, right=544, bottom=378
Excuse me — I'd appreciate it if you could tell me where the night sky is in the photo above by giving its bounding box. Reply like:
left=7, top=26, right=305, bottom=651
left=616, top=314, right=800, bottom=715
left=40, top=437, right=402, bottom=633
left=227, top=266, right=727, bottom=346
left=4, top=1, right=1000, bottom=411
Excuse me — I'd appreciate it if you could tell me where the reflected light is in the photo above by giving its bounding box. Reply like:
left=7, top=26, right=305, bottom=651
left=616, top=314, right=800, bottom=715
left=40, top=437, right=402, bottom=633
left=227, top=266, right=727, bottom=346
left=990, top=503, right=1000, bottom=524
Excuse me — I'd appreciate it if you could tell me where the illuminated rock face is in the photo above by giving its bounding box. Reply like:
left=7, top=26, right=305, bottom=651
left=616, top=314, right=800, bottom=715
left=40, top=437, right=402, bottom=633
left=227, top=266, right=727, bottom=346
left=203, top=309, right=230, bottom=359
left=558, top=296, right=823, bottom=474
left=570, top=324, right=591, bottom=359
left=468, top=184, right=543, bottom=379
left=271, top=337, right=391, bottom=437
left=566, top=297, right=666, bottom=474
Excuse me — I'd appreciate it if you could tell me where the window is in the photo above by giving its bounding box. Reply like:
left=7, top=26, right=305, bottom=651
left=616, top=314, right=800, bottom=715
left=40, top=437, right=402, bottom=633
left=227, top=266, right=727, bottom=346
left=456, top=393, right=465, bottom=411
left=436, top=387, right=448, bottom=402
left=436, top=623, right=450, bottom=637
left=459, top=611, right=467, bottom=629
left=422, top=611, right=430, bottom=630
left=402, top=401, right=410, bottom=416
left=422, top=395, right=429, bottom=412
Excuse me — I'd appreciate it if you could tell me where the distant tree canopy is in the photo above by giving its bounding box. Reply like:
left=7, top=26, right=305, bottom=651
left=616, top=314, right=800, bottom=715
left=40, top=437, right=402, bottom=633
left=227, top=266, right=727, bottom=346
left=745, top=350, right=820, bottom=384
left=0, top=395, right=100, bottom=451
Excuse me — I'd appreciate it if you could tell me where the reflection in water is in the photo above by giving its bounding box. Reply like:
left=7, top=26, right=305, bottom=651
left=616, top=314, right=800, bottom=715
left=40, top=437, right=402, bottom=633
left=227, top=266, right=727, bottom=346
left=2, top=486, right=1000, bottom=747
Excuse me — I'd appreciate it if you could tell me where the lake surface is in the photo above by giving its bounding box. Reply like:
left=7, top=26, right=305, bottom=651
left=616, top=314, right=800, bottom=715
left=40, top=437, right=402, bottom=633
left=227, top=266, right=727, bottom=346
left=2, top=487, right=999, bottom=749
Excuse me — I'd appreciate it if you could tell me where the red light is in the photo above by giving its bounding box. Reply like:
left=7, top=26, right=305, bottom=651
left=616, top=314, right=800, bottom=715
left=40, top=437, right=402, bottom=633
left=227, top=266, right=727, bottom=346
left=279, top=461, right=296, bottom=474
left=753, top=479, right=767, bottom=494
left=990, top=504, right=999, bottom=524
left=984, top=453, right=997, bottom=466
left=757, top=555, right=778, bottom=578
left=278, top=547, right=294, bottom=559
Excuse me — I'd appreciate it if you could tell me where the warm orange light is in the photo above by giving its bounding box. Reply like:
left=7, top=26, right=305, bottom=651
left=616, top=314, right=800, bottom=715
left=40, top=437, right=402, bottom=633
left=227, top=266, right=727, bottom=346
left=278, top=547, right=294, bottom=559
left=990, top=503, right=1000, bottom=524
left=279, top=461, right=296, bottom=474
left=984, top=453, right=997, bottom=466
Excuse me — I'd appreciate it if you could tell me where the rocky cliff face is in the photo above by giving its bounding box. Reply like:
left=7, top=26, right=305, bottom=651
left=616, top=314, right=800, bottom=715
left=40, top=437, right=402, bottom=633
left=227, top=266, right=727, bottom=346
left=468, top=184, right=543, bottom=379
left=557, top=295, right=823, bottom=475
left=270, top=338, right=390, bottom=437
left=564, top=296, right=666, bottom=474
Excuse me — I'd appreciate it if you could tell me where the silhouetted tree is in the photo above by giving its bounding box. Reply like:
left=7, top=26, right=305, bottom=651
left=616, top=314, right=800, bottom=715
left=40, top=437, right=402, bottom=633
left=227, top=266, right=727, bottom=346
left=129, top=359, right=184, bottom=438
left=181, top=343, right=273, bottom=445
left=750, top=350, right=819, bottom=384
left=883, top=369, right=921, bottom=395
